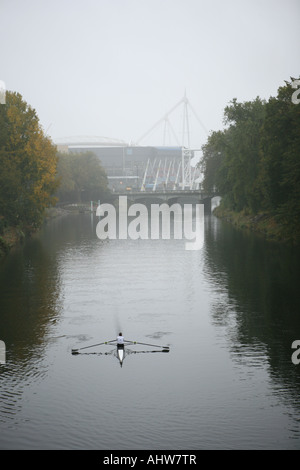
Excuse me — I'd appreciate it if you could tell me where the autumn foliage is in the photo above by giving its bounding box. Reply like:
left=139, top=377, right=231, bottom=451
left=0, top=91, right=59, bottom=232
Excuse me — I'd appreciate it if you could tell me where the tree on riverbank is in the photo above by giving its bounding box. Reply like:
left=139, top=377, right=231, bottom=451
left=199, top=78, right=300, bottom=244
left=258, top=80, right=300, bottom=240
left=55, top=151, right=109, bottom=203
left=200, top=97, right=266, bottom=212
left=0, top=91, right=58, bottom=232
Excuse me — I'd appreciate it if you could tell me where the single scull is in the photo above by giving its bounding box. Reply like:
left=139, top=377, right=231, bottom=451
left=72, top=337, right=170, bottom=367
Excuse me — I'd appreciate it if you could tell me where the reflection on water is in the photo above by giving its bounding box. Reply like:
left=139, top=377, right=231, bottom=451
left=0, top=212, right=300, bottom=449
left=204, top=216, right=300, bottom=395
left=0, top=233, right=62, bottom=426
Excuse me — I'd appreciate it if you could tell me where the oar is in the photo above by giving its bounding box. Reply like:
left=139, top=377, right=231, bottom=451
left=72, top=339, right=116, bottom=354
left=126, top=340, right=170, bottom=350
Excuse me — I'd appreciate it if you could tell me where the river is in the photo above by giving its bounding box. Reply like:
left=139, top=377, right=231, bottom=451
left=0, top=207, right=300, bottom=450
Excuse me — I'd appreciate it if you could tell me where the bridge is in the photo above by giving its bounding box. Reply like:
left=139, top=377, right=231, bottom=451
left=106, top=189, right=220, bottom=213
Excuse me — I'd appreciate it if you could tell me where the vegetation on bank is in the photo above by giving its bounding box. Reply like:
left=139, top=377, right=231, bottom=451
left=213, top=206, right=291, bottom=244
left=0, top=91, right=59, bottom=254
left=0, top=91, right=109, bottom=256
left=200, top=77, right=300, bottom=245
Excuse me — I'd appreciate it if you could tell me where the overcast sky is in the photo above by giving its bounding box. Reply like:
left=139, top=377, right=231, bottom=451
left=1, top=0, right=299, bottom=149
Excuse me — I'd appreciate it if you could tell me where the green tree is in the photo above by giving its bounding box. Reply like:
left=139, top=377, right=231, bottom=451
left=221, top=97, right=266, bottom=212
left=0, top=91, right=58, bottom=229
left=199, top=77, right=300, bottom=243
left=200, top=97, right=266, bottom=212
left=56, top=151, right=109, bottom=203
left=200, top=130, right=226, bottom=193
left=258, top=78, right=300, bottom=242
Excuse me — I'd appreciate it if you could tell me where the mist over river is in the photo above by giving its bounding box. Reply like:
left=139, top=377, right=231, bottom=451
left=0, top=211, right=300, bottom=450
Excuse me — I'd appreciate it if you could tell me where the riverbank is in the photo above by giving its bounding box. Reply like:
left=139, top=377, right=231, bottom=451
left=0, top=225, right=25, bottom=257
left=0, top=206, right=71, bottom=258
left=0, top=203, right=97, bottom=257
left=213, top=205, right=298, bottom=245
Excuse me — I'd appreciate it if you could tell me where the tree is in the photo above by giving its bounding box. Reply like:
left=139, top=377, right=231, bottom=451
left=200, top=97, right=266, bottom=212
left=200, top=130, right=226, bottom=193
left=0, top=91, right=58, bottom=229
left=258, top=78, right=300, bottom=242
left=221, top=97, right=266, bottom=212
left=56, top=151, right=109, bottom=203
left=199, top=77, right=300, bottom=244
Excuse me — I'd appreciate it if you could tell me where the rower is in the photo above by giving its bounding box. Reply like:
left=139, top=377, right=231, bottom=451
left=117, top=332, right=124, bottom=350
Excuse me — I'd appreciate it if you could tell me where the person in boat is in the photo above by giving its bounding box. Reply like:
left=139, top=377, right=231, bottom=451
left=117, top=332, right=124, bottom=350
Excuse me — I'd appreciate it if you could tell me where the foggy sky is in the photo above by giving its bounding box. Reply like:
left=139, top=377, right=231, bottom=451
left=1, top=0, right=299, bottom=150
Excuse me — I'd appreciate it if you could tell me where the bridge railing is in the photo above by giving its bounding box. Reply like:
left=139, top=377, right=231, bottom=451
left=109, top=189, right=219, bottom=199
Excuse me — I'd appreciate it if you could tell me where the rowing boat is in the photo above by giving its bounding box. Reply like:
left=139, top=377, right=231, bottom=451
left=71, top=337, right=170, bottom=367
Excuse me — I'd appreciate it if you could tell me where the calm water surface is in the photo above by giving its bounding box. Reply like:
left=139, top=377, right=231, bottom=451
left=0, top=211, right=300, bottom=449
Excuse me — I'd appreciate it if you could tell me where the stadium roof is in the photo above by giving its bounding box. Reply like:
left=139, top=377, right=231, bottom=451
left=53, top=135, right=128, bottom=147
